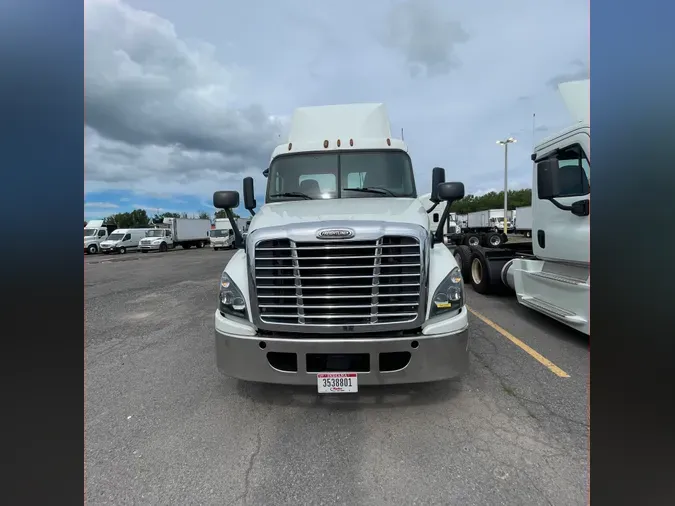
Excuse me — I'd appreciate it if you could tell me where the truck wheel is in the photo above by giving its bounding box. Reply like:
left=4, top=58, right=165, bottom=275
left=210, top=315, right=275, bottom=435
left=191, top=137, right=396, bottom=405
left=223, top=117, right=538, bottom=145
left=159, top=243, right=168, bottom=253
left=484, top=232, right=502, bottom=248
left=463, top=233, right=481, bottom=247
left=213, top=247, right=219, bottom=251
left=87, top=244, right=98, bottom=255
left=454, top=245, right=473, bottom=281
left=181, top=244, right=191, bottom=249
left=525, top=231, right=532, bottom=238
left=197, top=241, right=204, bottom=249
left=141, top=250, right=148, bottom=254
left=119, top=247, right=126, bottom=254
left=469, top=252, right=492, bottom=295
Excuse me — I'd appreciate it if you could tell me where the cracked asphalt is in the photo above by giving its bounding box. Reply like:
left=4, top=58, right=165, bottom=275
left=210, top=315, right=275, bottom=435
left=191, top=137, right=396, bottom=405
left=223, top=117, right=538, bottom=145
left=85, top=248, right=589, bottom=505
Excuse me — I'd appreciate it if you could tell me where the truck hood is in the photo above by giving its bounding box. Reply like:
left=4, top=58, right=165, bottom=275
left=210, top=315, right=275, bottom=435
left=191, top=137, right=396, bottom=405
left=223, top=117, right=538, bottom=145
left=249, top=198, right=429, bottom=233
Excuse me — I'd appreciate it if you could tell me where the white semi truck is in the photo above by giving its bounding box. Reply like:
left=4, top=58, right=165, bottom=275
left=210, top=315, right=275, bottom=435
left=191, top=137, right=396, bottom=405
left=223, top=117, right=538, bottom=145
left=211, top=103, right=469, bottom=391
left=139, top=217, right=210, bottom=252
left=84, top=219, right=117, bottom=254
left=452, top=79, right=590, bottom=335
left=210, top=218, right=235, bottom=250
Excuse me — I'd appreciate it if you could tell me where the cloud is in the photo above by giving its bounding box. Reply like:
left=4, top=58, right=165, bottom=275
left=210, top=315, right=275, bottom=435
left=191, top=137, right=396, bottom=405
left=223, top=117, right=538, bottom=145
left=119, top=197, right=130, bottom=202
left=84, top=201, right=119, bottom=209
left=546, top=59, right=590, bottom=89
left=85, top=0, right=283, bottom=196
left=381, top=0, right=470, bottom=78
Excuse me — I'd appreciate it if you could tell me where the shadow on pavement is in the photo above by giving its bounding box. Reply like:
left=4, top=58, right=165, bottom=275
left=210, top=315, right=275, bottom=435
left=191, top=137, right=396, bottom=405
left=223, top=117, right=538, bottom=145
left=231, top=377, right=463, bottom=409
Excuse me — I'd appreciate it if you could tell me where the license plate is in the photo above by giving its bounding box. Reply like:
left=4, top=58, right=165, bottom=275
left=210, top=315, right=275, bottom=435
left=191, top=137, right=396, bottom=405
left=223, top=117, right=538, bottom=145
left=317, top=373, right=358, bottom=394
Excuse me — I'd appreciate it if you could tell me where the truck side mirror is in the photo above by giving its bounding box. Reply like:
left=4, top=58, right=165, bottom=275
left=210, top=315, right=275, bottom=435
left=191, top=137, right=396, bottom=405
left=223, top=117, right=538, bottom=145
left=438, top=182, right=465, bottom=201
left=536, top=159, right=560, bottom=200
left=243, top=177, right=257, bottom=212
left=430, top=167, right=446, bottom=204
left=213, top=191, right=240, bottom=209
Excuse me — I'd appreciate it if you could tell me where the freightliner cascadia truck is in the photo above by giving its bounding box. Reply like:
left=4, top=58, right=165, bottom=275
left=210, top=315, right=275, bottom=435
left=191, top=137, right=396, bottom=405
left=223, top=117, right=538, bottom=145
left=212, top=103, right=468, bottom=393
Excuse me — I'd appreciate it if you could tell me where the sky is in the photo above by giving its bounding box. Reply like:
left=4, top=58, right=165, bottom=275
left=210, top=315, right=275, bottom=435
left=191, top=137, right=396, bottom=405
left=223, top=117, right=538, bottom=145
left=84, top=0, right=589, bottom=220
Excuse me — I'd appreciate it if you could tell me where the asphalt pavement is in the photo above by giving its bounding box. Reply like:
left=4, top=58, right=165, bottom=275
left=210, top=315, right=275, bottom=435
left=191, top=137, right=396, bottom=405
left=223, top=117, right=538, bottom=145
left=85, top=248, right=589, bottom=505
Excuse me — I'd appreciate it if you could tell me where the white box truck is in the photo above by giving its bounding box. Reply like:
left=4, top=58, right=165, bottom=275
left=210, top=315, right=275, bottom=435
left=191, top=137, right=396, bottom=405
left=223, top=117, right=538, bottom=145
left=210, top=102, right=470, bottom=391
left=513, top=206, right=532, bottom=237
left=452, top=79, right=590, bottom=335
left=466, top=209, right=513, bottom=232
left=210, top=218, right=235, bottom=250
left=139, top=217, right=210, bottom=252
left=84, top=219, right=117, bottom=254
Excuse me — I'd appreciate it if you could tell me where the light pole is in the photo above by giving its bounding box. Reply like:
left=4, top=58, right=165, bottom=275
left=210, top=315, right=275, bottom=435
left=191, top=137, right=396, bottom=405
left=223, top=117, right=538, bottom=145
left=496, top=137, right=517, bottom=234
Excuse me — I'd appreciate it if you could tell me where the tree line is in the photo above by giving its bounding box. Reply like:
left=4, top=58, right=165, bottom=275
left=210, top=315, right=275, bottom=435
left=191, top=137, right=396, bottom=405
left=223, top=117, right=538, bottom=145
left=84, top=191, right=531, bottom=228
left=84, top=209, right=242, bottom=229
left=449, top=189, right=531, bottom=214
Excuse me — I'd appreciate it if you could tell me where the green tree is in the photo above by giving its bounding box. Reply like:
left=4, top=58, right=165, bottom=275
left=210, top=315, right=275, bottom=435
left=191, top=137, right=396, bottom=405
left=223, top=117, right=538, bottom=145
left=214, top=209, right=240, bottom=220
left=449, top=189, right=532, bottom=214
left=104, top=208, right=151, bottom=228
left=198, top=211, right=211, bottom=220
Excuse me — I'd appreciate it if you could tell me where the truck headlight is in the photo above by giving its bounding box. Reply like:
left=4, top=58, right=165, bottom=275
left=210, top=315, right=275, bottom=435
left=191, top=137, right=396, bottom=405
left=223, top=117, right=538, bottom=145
left=429, top=267, right=464, bottom=318
left=219, top=271, right=248, bottom=319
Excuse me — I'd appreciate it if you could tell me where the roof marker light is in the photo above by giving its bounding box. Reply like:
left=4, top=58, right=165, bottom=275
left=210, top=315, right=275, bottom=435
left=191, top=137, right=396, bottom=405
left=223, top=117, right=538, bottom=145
left=323, top=140, right=329, bottom=148
left=349, top=139, right=354, bottom=146
left=337, top=139, right=341, bottom=147
left=386, top=138, right=391, bottom=146
left=288, top=143, right=292, bottom=151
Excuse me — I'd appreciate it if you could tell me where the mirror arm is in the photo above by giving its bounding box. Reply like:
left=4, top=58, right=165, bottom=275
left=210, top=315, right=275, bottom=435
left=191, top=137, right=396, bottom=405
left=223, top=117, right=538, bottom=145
left=224, top=208, right=245, bottom=248
left=425, top=202, right=439, bottom=214
left=248, top=209, right=256, bottom=217
left=547, top=198, right=572, bottom=212
left=434, top=203, right=453, bottom=244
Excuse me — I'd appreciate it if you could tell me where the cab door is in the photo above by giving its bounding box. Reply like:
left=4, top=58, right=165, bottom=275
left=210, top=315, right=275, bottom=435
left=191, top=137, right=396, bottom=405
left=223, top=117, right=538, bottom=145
left=532, top=129, right=590, bottom=266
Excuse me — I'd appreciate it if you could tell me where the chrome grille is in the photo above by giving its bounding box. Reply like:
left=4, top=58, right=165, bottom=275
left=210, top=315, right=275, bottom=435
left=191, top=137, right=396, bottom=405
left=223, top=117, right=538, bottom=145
left=253, top=236, right=422, bottom=328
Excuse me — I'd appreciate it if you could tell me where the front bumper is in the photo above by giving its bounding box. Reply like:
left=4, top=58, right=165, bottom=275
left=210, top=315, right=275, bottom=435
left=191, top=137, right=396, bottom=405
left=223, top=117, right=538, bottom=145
left=139, top=243, right=161, bottom=251
left=214, top=309, right=470, bottom=386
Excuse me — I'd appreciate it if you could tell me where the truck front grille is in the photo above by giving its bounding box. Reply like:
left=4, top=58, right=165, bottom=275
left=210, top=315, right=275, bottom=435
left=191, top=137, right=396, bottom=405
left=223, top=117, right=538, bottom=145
left=253, top=236, right=422, bottom=329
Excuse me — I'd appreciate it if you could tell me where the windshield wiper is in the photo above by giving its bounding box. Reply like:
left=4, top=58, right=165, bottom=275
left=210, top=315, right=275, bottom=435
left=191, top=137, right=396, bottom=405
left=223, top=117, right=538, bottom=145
left=343, top=187, right=400, bottom=197
left=269, top=192, right=313, bottom=200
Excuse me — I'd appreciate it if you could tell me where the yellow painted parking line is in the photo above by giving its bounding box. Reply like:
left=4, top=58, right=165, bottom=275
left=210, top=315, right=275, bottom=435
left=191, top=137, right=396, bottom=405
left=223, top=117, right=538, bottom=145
left=467, top=306, right=570, bottom=378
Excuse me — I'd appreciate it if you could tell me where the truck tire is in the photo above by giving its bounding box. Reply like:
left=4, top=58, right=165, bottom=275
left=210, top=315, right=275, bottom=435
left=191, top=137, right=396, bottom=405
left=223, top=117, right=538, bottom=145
left=213, top=247, right=219, bottom=251
left=197, top=241, right=204, bottom=249
left=87, top=244, right=98, bottom=255
left=453, top=245, right=473, bottom=282
left=141, top=250, right=148, bottom=254
left=159, top=242, right=168, bottom=253
left=525, top=230, right=532, bottom=238
left=181, top=244, right=192, bottom=249
left=469, top=250, right=492, bottom=294
left=119, top=247, right=126, bottom=254
left=463, top=233, right=481, bottom=247
left=484, top=232, right=502, bottom=248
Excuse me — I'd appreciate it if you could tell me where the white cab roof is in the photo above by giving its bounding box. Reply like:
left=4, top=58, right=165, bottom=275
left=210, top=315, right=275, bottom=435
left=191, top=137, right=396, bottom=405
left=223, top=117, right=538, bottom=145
left=271, top=103, right=407, bottom=160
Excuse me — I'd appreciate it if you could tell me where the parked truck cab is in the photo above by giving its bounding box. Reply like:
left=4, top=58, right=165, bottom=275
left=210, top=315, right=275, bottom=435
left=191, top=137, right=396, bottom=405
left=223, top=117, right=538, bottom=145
left=84, top=219, right=117, bottom=254
left=211, top=103, right=469, bottom=391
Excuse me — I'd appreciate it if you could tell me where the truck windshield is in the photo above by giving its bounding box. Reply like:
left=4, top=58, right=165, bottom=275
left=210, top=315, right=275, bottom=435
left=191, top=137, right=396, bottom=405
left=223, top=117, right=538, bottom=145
left=108, top=233, right=124, bottom=241
left=84, top=229, right=96, bottom=236
left=266, top=150, right=416, bottom=202
left=211, top=229, right=228, bottom=237
left=145, top=230, right=165, bottom=237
